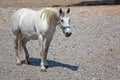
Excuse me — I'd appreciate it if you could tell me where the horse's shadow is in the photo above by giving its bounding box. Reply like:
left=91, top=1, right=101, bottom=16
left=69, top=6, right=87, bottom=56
left=21, top=57, right=78, bottom=71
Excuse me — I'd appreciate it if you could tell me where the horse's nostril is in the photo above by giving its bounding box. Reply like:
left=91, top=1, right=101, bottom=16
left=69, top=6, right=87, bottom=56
left=69, top=32, right=72, bottom=35
left=65, top=32, right=72, bottom=37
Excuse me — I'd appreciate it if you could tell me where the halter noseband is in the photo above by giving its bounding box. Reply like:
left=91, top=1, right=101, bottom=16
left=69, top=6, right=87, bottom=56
left=60, top=23, right=70, bottom=29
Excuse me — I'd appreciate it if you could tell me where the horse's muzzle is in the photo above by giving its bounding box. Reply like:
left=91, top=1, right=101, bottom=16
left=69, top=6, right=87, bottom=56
left=65, top=32, right=72, bottom=37
left=64, top=28, right=72, bottom=37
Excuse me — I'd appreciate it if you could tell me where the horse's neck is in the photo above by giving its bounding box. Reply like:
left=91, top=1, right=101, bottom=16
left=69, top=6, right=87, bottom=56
left=38, top=9, right=59, bottom=27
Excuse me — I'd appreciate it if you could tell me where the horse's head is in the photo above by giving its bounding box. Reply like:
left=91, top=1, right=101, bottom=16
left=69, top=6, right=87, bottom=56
left=59, top=8, right=72, bottom=37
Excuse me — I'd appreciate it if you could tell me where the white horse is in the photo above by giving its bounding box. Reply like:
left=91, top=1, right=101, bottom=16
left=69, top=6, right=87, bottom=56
left=11, top=7, right=72, bottom=71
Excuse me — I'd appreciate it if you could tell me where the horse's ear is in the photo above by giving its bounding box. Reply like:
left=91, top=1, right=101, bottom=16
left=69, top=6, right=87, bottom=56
left=67, top=8, right=70, bottom=14
left=59, top=8, right=63, bottom=15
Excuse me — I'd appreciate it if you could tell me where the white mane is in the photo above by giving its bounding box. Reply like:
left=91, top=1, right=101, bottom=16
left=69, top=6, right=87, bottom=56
left=38, top=8, right=59, bottom=25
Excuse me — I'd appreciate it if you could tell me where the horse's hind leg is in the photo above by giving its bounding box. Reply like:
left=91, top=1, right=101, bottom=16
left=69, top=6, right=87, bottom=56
left=14, top=37, right=21, bottom=65
left=14, top=33, right=22, bottom=66
left=22, top=38, right=30, bottom=64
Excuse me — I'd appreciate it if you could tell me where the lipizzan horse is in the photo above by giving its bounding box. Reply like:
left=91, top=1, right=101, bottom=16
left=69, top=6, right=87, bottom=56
left=11, top=7, right=72, bottom=71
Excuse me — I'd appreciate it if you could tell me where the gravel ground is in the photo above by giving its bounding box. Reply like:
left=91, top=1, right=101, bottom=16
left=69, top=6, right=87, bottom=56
left=0, top=5, right=120, bottom=80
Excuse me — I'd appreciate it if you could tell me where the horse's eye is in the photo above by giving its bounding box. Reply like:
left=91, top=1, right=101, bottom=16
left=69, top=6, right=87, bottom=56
left=61, top=19, right=64, bottom=23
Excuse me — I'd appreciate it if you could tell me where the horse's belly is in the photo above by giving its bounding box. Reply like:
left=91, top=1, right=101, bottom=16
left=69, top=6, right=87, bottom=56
left=22, top=31, right=38, bottom=40
left=26, top=34, right=38, bottom=40
left=24, top=34, right=38, bottom=40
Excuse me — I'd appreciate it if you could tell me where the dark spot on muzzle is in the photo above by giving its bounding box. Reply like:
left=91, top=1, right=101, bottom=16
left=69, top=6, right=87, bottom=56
left=65, top=32, right=72, bottom=37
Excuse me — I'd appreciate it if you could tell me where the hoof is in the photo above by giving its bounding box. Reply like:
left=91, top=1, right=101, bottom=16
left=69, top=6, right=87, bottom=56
left=41, top=69, right=46, bottom=72
left=25, top=61, right=30, bottom=65
left=16, top=63, right=22, bottom=66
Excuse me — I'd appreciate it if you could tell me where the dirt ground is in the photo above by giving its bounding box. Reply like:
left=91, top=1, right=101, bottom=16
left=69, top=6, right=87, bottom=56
left=0, top=2, right=120, bottom=80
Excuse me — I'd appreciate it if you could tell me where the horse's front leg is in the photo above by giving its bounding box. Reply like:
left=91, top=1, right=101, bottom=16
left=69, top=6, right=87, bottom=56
left=44, top=39, right=52, bottom=67
left=38, top=35, right=46, bottom=72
